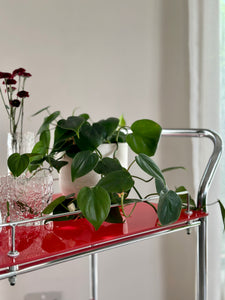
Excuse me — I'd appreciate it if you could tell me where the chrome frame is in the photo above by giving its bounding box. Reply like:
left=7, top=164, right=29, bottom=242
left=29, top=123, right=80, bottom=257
left=0, top=129, right=222, bottom=300
left=161, top=129, right=222, bottom=300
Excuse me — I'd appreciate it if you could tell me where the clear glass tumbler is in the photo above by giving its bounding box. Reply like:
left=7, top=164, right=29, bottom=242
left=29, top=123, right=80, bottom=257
left=0, top=171, right=53, bottom=225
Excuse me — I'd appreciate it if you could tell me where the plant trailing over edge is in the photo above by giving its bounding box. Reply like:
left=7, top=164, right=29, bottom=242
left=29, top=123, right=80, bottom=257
left=8, top=108, right=187, bottom=230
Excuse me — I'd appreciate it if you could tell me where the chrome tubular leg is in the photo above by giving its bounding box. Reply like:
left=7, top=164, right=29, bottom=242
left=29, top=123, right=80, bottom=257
left=8, top=225, right=19, bottom=258
left=198, top=218, right=207, bottom=300
left=89, top=253, right=98, bottom=300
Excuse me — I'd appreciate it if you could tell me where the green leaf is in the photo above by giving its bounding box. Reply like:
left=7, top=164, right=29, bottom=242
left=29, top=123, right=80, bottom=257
left=31, top=141, right=47, bottom=157
left=94, top=157, right=123, bottom=175
left=126, top=119, right=162, bottom=156
left=76, top=122, right=106, bottom=151
left=29, top=157, right=46, bottom=165
left=97, top=118, right=119, bottom=139
left=32, top=106, right=50, bottom=117
left=38, top=111, right=60, bottom=135
left=162, top=166, right=186, bottom=173
left=158, top=190, right=182, bottom=225
left=42, top=196, right=66, bottom=214
left=46, top=156, right=68, bottom=172
left=109, top=131, right=126, bottom=143
left=28, top=140, right=47, bottom=172
left=119, top=114, right=126, bottom=127
left=52, top=125, right=75, bottom=152
left=8, top=153, right=29, bottom=177
left=97, top=169, right=134, bottom=193
left=71, top=150, right=99, bottom=181
left=135, top=153, right=166, bottom=185
left=50, top=194, right=76, bottom=221
left=77, top=186, right=111, bottom=230
left=57, top=116, right=85, bottom=137
left=218, top=200, right=225, bottom=231
left=155, top=178, right=168, bottom=194
left=40, top=129, right=51, bottom=154
left=79, top=113, right=89, bottom=120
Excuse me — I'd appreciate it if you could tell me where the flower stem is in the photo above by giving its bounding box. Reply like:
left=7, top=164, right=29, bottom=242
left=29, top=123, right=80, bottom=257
left=0, top=86, right=10, bottom=118
left=20, top=99, right=24, bottom=144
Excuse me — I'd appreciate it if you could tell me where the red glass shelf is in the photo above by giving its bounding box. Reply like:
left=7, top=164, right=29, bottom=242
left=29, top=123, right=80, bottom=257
left=0, top=201, right=207, bottom=277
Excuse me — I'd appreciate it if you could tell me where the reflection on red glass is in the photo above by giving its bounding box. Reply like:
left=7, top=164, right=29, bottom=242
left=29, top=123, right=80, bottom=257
left=53, top=218, right=94, bottom=243
left=42, top=232, right=66, bottom=253
left=0, top=202, right=207, bottom=270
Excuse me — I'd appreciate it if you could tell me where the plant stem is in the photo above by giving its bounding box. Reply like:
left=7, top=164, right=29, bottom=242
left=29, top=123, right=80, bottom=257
left=127, top=159, right=135, bottom=171
left=0, top=86, right=10, bottom=118
left=5, top=82, right=10, bottom=102
left=95, top=148, right=102, bottom=159
left=28, top=167, right=51, bottom=179
left=20, top=99, right=24, bottom=143
left=18, top=76, right=21, bottom=91
left=144, top=192, right=159, bottom=198
left=132, top=186, right=158, bottom=213
left=15, top=99, right=23, bottom=129
left=207, top=200, right=219, bottom=206
left=120, top=192, right=137, bottom=218
left=22, top=77, right=26, bottom=90
left=131, top=175, right=154, bottom=183
left=113, top=142, right=119, bottom=159
left=133, top=185, right=142, bottom=199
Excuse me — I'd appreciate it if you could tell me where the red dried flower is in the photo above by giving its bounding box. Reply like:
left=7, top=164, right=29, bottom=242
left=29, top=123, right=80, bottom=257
left=5, top=86, right=16, bottom=93
left=17, top=90, right=29, bottom=98
left=0, top=67, right=32, bottom=138
left=22, top=72, right=32, bottom=78
left=3, top=79, right=17, bottom=85
left=9, top=99, right=21, bottom=107
left=12, top=68, right=26, bottom=77
left=0, top=72, right=12, bottom=79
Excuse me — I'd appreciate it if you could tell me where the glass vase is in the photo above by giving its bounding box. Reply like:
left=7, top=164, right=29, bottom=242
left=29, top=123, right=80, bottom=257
left=7, top=131, right=35, bottom=157
left=0, top=171, right=53, bottom=225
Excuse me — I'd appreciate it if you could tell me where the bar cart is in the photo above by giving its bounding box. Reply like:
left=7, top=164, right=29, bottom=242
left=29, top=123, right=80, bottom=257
left=0, top=129, right=222, bottom=300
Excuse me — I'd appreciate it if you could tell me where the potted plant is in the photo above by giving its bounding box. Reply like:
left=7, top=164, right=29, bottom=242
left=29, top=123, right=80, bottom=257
left=8, top=109, right=185, bottom=229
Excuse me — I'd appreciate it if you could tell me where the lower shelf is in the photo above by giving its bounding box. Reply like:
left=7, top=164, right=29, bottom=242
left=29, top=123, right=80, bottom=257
left=0, top=202, right=207, bottom=280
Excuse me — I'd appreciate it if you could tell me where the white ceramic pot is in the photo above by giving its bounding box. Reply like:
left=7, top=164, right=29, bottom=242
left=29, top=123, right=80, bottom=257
left=59, top=143, right=128, bottom=195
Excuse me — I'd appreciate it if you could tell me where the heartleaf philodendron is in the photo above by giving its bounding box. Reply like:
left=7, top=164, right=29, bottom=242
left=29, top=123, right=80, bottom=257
left=71, top=150, right=99, bottom=181
left=29, top=110, right=188, bottom=229
left=126, top=119, right=162, bottom=156
left=158, top=190, right=182, bottom=225
left=8, top=153, right=29, bottom=177
left=135, top=153, right=166, bottom=185
left=97, top=169, right=134, bottom=193
left=77, top=186, right=111, bottom=230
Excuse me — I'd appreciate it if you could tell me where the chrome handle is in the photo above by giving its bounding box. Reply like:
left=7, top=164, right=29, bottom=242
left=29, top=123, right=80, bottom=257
left=161, top=128, right=223, bottom=209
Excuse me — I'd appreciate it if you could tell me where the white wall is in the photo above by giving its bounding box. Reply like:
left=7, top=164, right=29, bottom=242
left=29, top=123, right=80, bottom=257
left=0, top=1, right=195, bottom=299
